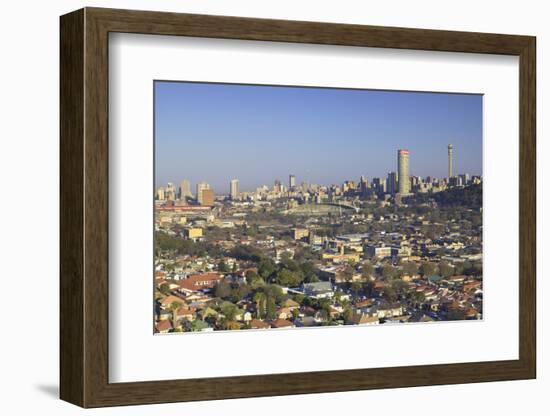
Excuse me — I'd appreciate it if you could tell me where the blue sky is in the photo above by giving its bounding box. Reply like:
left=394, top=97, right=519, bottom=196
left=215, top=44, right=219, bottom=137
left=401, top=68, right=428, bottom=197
left=155, top=81, right=482, bottom=193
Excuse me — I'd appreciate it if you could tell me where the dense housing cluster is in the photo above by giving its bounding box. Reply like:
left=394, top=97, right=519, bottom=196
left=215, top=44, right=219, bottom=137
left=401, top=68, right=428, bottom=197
left=154, top=149, right=482, bottom=333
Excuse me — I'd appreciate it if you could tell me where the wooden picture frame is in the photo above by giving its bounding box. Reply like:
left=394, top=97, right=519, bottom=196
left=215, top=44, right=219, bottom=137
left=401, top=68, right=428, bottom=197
left=60, top=7, right=536, bottom=408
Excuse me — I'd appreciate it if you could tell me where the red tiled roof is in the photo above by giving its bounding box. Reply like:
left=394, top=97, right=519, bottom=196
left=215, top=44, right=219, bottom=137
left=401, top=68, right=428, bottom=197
left=159, top=295, right=185, bottom=307
left=270, top=319, right=294, bottom=328
left=249, top=319, right=270, bottom=329
left=155, top=320, right=172, bottom=332
left=176, top=306, right=197, bottom=317
left=355, top=299, right=373, bottom=308
left=177, top=273, right=224, bottom=291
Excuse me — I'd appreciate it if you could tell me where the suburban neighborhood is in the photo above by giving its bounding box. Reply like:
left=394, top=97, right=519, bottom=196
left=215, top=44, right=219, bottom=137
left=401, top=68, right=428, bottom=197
left=154, top=160, right=483, bottom=333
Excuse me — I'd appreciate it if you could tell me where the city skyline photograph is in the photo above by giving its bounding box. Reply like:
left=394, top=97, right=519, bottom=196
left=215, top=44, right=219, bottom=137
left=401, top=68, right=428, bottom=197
left=154, top=80, right=483, bottom=335
left=155, top=81, right=482, bottom=193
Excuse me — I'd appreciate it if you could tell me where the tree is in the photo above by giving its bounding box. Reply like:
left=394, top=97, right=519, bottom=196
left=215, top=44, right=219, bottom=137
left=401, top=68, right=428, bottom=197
left=390, top=279, right=408, bottom=297
left=275, top=268, right=303, bottom=287
left=169, top=301, right=181, bottom=328
left=258, top=258, right=277, bottom=280
left=230, top=283, right=251, bottom=302
left=351, top=281, right=363, bottom=296
left=408, top=290, right=425, bottom=305
left=293, top=293, right=306, bottom=305
left=294, top=247, right=317, bottom=262
left=253, top=292, right=267, bottom=319
left=383, top=285, right=398, bottom=302
left=343, top=305, right=353, bottom=322
left=438, top=261, right=454, bottom=278
left=214, top=280, right=232, bottom=299
left=221, top=302, right=238, bottom=321
left=266, top=297, right=277, bottom=320
left=263, top=284, right=284, bottom=302
left=401, top=261, right=419, bottom=277
left=300, top=262, right=318, bottom=283
left=189, top=319, right=209, bottom=332
left=245, top=270, right=262, bottom=285
left=230, top=245, right=263, bottom=263
left=381, top=264, right=397, bottom=280
left=342, top=266, right=355, bottom=283
left=159, top=283, right=171, bottom=295
left=420, top=261, right=438, bottom=277
left=362, top=261, right=374, bottom=278
left=218, top=260, right=229, bottom=273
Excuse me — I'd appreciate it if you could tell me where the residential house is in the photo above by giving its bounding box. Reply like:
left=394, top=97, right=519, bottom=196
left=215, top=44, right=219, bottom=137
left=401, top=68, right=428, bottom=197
left=302, top=282, right=334, bottom=299
left=270, top=319, right=295, bottom=329
left=347, top=312, right=379, bottom=325
left=155, top=319, right=172, bottom=334
left=249, top=319, right=270, bottom=329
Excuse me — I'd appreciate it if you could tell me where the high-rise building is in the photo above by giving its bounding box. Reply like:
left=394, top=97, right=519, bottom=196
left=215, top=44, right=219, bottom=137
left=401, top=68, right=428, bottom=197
left=230, top=179, right=239, bottom=200
left=387, top=171, right=398, bottom=195
left=458, top=173, right=470, bottom=185
left=360, top=176, right=370, bottom=196
left=372, top=177, right=385, bottom=195
left=289, top=174, right=296, bottom=190
left=157, top=187, right=165, bottom=201
left=180, top=179, right=191, bottom=199
left=166, top=182, right=177, bottom=201
left=200, top=189, right=215, bottom=206
left=448, top=144, right=453, bottom=178
left=196, top=182, right=210, bottom=204
left=397, top=149, right=410, bottom=194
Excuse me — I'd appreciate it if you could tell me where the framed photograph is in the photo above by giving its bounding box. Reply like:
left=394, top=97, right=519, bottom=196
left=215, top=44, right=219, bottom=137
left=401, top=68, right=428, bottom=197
left=60, top=7, right=536, bottom=408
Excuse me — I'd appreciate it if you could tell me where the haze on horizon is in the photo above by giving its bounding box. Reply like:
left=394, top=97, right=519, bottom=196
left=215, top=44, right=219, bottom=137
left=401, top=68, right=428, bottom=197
left=155, top=81, right=482, bottom=194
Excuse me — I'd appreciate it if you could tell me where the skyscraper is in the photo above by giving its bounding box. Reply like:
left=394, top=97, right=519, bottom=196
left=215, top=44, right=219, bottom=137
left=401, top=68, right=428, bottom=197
left=230, top=179, right=239, bottom=200
left=180, top=179, right=191, bottom=199
left=157, top=187, right=165, bottom=201
left=289, top=174, right=296, bottom=190
left=166, top=182, right=176, bottom=201
left=397, top=149, right=410, bottom=194
left=448, top=144, right=453, bottom=178
left=196, top=182, right=210, bottom=204
left=387, top=172, right=397, bottom=195
left=372, top=177, right=385, bottom=195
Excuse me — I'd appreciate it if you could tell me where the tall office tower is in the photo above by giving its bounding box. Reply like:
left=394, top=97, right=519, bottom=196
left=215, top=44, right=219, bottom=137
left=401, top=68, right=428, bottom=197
left=196, top=182, right=210, bottom=204
left=200, top=189, right=215, bottom=206
left=180, top=179, right=191, bottom=199
left=289, top=174, right=296, bottom=189
left=157, top=187, right=165, bottom=201
left=230, top=179, right=240, bottom=200
left=397, top=149, right=410, bottom=194
left=387, top=171, right=398, bottom=195
left=360, top=176, right=369, bottom=196
left=166, top=182, right=177, bottom=201
left=372, top=177, right=386, bottom=195
left=448, top=144, right=453, bottom=178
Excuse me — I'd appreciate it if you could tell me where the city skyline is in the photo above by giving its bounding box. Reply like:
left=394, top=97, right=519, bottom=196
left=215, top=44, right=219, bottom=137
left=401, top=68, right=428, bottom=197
left=155, top=81, right=482, bottom=193
left=156, top=146, right=476, bottom=197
